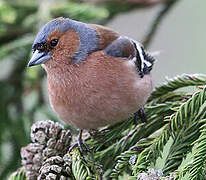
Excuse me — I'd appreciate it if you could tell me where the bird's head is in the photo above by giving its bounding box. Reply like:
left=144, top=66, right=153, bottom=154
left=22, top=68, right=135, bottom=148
left=28, top=17, right=99, bottom=67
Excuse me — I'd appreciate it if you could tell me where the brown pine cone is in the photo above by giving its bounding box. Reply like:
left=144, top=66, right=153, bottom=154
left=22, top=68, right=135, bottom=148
left=21, top=143, right=44, bottom=180
left=38, top=154, right=73, bottom=180
left=21, top=120, right=72, bottom=180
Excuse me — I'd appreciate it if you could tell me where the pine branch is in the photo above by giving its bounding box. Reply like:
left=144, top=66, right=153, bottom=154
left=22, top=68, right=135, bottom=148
left=120, top=79, right=206, bottom=178
left=9, top=167, right=26, bottom=180
left=151, top=74, right=206, bottom=98
left=163, top=121, right=201, bottom=175
left=71, top=149, right=103, bottom=179
left=89, top=84, right=185, bottom=177
left=176, top=119, right=206, bottom=180
left=87, top=118, right=133, bottom=151
left=110, top=138, right=155, bottom=178
left=92, top=100, right=175, bottom=172
left=92, top=99, right=177, bottom=178
left=169, top=87, right=206, bottom=132
left=162, top=87, right=206, bottom=174
left=131, top=125, right=170, bottom=176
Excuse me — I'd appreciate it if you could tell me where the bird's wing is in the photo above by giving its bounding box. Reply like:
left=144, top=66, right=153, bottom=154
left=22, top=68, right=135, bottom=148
left=89, top=24, right=120, bottom=50
left=89, top=24, right=137, bottom=59
left=104, top=36, right=136, bottom=58
left=89, top=24, right=136, bottom=58
left=104, top=36, right=142, bottom=77
left=89, top=24, right=154, bottom=76
left=104, top=36, right=155, bottom=77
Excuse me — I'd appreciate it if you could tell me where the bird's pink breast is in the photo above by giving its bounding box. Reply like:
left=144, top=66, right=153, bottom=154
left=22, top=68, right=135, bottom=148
left=45, top=51, right=153, bottom=129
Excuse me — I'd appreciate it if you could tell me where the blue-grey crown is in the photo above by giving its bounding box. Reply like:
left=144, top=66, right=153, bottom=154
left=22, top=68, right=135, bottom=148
left=33, top=18, right=99, bottom=64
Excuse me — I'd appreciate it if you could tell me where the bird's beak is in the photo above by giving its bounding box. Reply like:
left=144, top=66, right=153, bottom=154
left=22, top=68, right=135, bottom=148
left=28, top=50, right=51, bottom=67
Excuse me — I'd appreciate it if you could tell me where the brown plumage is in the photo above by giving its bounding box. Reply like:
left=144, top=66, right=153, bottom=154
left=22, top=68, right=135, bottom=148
left=28, top=17, right=154, bottom=150
left=45, top=50, right=153, bottom=129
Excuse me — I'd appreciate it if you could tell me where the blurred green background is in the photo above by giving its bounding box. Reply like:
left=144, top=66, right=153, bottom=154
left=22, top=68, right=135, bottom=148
left=0, top=0, right=205, bottom=179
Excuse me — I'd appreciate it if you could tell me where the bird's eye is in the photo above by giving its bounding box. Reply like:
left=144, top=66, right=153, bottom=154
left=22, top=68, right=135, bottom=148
left=50, top=39, right=58, bottom=48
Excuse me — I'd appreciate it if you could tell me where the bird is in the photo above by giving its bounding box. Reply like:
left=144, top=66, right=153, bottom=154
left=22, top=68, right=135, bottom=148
left=28, top=17, right=155, bottom=152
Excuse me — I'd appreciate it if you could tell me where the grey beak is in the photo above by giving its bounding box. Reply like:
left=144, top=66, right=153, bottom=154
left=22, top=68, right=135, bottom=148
left=28, top=50, right=51, bottom=67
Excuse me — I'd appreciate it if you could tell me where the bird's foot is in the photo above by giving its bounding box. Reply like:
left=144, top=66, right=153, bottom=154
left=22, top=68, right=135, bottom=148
left=134, top=108, right=147, bottom=124
left=69, top=130, right=91, bottom=155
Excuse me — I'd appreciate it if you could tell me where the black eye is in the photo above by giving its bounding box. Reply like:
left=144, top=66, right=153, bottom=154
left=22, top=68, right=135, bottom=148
left=50, top=39, right=58, bottom=48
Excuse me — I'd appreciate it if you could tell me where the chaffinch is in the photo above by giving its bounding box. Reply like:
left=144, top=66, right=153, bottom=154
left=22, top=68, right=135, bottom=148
left=28, top=17, right=155, bottom=152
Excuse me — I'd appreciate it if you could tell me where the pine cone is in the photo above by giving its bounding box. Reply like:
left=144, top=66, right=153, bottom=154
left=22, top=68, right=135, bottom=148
left=21, top=120, right=72, bottom=180
left=38, top=154, right=73, bottom=180
left=21, top=143, right=44, bottom=180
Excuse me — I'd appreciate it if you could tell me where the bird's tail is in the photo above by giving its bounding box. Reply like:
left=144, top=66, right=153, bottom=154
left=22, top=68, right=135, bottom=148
left=142, top=50, right=156, bottom=73
left=132, top=40, right=156, bottom=76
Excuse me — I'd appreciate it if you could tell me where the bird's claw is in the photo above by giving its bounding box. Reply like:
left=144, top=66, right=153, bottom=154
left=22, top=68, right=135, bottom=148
left=134, top=108, right=147, bottom=124
left=69, top=130, right=91, bottom=155
left=69, top=141, right=91, bottom=155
